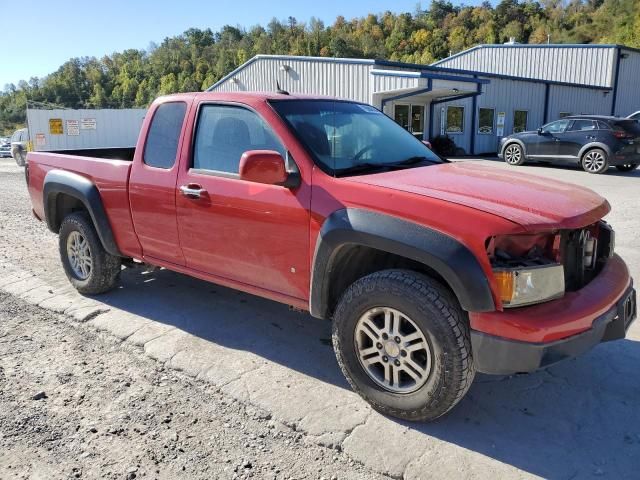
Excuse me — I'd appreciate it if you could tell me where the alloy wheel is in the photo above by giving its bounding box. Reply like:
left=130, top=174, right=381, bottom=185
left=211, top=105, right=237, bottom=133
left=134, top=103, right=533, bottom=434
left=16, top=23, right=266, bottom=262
left=354, top=307, right=432, bottom=394
left=66, top=231, right=92, bottom=280
left=583, top=150, right=606, bottom=172
left=504, top=145, right=522, bottom=164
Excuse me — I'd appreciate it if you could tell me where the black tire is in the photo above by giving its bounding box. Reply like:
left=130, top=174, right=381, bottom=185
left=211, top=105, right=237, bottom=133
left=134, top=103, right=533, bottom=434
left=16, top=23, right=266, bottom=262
left=58, top=212, right=121, bottom=294
left=616, top=163, right=638, bottom=172
left=332, top=269, right=474, bottom=422
left=581, top=148, right=609, bottom=174
left=503, top=143, right=525, bottom=166
left=14, top=149, right=26, bottom=167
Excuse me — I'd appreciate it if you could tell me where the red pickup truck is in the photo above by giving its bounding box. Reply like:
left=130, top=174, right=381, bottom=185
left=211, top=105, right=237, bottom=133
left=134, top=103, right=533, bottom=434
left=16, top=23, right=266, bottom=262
left=26, top=92, right=636, bottom=421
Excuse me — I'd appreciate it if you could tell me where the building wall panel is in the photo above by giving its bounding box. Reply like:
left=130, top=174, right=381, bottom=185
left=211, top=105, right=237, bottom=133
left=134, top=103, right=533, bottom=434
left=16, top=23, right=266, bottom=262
left=434, top=46, right=616, bottom=88
left=547, top=85, right=612, bottom=120
left=613, top=49, right=640, bottom=117
left=211, top=57, right=373, bottom=103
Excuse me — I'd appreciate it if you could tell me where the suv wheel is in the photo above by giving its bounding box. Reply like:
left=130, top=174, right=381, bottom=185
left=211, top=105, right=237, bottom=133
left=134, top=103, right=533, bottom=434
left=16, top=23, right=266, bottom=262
left=332, top=270, right=474, bottom=422
left=503, top=143, right=524, bottom=166
left=59, top=212, right=121, bottom=294
left=616, top=163, right=638, bottom=172
left=581, top=148, right=609, bottom=174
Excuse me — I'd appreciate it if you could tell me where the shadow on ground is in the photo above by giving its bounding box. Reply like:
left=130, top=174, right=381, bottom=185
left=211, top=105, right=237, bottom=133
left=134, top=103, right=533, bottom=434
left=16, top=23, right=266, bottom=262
left=92, top=266, right=640, bottom=479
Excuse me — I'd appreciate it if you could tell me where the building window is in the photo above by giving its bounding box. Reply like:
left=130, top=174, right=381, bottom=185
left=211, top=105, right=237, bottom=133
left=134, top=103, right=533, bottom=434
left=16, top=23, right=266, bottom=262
left=513, top=110, right=528, bottom=133
left=559, top=112, right=572, bottom=118
left=446, top=106, right=464, bottom=134
left=478, top=108, right=494, bottom=134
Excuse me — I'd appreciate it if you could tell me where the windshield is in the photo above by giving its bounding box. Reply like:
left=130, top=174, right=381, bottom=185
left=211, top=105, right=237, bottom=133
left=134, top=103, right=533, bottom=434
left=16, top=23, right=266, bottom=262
left=269, top=100, right=442, bottom=176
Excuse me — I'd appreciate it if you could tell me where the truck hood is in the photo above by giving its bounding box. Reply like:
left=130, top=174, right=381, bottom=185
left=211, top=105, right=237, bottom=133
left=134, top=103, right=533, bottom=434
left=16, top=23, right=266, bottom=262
left=347, top=162, right=610, bottom=230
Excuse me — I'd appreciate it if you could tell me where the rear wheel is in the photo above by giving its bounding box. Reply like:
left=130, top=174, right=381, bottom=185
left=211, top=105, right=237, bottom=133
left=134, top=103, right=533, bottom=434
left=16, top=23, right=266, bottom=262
left=332, top=270, right=474, bottom=422
left=581, top=148, right=609, bottom=174
left=616, top=163, right=638, bottom=172
left=59, top=213, right=121, bottom=294
left=503, top=143, right=525, bottom=166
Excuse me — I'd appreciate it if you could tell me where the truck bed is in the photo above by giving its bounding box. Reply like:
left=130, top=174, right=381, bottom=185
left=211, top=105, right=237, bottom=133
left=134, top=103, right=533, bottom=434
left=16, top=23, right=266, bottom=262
left=27, top=151, right=142, bottom=258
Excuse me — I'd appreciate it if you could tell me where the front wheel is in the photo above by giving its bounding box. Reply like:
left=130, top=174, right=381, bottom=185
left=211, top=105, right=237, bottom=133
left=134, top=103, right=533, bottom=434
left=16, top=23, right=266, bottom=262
left=616, top=163, right=638, bottom=172
left=59, top=213, right=121, bottom=294
left=503, top=143, right=525, bottom=166
left=581, top=148, right=609, bottom=174
left=332, top=270, right=475, bottom=422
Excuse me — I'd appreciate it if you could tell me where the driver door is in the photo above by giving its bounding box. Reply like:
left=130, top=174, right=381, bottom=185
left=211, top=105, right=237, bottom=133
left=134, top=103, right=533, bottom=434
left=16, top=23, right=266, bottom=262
left=530, top=119, right=571, bottom=157
left=176, top=102, right=311, bottom=301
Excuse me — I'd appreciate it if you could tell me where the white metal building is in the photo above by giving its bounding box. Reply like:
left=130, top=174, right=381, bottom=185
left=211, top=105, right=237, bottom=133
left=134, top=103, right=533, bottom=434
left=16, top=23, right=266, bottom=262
left=208, top=44, right=640, bottom=155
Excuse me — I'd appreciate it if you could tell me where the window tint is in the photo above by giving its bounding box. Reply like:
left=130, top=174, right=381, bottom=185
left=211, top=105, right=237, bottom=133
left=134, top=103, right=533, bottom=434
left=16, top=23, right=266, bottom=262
left=568, top=120, right=596, bottom=131
left=478, top=108, right=494, bottom=134
left=542, top=119, right=571, bottom=133
left=143, top=102, right=187, bottom=169
left=613, top=120, right=640, bottom=135
left=513, top=110, right=528, bottom=133
left=597, top=120, right=611, bottom=130
left=193, top=105, right=285, bottom=173
left=446, top=106, right=464, bottom=134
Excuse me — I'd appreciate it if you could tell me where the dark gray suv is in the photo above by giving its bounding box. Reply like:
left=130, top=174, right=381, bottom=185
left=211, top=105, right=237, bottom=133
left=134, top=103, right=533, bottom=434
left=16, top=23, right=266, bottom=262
left=499, top=115, right=640, bottom=174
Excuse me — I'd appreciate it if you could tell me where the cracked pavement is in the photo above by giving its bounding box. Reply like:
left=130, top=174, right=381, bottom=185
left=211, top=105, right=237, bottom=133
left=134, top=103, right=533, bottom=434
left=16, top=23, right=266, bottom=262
left=1, top=157, right=639, bottom=479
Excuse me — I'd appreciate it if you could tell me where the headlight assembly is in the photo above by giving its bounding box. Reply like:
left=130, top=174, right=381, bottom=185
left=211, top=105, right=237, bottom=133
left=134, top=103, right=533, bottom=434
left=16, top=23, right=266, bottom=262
left=493, top=263, right=565, bottom=307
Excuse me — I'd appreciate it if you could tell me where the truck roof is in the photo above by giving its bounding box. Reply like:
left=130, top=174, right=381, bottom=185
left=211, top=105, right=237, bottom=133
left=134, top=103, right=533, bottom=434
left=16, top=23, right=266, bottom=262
left=159, top=91, right=345, bottom=103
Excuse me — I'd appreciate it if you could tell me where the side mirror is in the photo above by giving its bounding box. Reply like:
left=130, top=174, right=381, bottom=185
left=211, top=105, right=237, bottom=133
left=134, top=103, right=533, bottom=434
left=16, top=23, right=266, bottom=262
left=239, top=150, right=289, bottom=186
left=537, top=128, right=544, bottom=135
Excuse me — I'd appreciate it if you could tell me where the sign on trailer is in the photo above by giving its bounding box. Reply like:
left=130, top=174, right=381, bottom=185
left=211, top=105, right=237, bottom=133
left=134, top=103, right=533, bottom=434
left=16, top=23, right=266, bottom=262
left=49, top=119, right=63, bottom=135
left=66, top=120, right=80, bottom=136
left=81, top=118, right=96, bottom=130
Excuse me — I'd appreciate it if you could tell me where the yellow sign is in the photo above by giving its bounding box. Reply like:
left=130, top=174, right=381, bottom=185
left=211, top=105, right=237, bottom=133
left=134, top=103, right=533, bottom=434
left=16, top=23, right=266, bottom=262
left=49, top=118, right=63, bottom=135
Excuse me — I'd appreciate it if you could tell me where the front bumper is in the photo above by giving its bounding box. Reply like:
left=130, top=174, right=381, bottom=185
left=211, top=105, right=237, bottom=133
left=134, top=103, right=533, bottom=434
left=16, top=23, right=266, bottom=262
left=469, top=254, right=636, bottom=375
left=472, top=285, right=635, bottom=374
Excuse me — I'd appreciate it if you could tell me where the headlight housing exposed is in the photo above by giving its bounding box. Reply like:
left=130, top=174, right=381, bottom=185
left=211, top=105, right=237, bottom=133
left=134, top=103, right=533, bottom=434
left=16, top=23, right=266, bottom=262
left=488, top=232, right=565, bottom=308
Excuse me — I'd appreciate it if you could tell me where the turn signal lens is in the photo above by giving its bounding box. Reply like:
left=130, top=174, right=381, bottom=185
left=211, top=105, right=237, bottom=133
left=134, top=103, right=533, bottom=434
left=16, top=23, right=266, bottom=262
left=494, top=271, right=515, bottom=303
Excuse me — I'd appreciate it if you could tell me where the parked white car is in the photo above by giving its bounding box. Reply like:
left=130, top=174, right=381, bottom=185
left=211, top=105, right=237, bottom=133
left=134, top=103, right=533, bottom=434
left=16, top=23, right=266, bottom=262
left=627, top=111, right=640, bottom=121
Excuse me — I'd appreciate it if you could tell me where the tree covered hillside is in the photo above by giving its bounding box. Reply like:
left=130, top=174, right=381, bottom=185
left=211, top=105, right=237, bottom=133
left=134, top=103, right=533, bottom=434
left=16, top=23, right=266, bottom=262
left=2, top=0, right=639, bottom=134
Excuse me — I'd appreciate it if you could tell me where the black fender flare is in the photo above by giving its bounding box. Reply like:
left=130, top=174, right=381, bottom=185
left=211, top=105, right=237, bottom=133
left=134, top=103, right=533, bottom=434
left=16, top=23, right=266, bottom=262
left=309, top=208, right=495, bottom=319
left=43, top=169, right=122, bottom=257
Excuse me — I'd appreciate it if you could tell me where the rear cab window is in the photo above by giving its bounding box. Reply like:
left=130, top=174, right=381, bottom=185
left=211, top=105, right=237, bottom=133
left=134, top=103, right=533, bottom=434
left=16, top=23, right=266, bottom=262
left=143, top=102, right=187, bottom=169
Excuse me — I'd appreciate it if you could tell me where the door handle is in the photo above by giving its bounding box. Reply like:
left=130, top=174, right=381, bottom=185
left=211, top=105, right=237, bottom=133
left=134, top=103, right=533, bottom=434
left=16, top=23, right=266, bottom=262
left=179, top=184, right=206, bottom=199
left=586, top=135, right=596, bottom=140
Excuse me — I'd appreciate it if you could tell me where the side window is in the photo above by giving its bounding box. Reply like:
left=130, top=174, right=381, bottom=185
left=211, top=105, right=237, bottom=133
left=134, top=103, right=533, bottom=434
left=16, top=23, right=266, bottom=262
left=513, top=110, right=528, bottom=133
left=478, top=108, right=494, bottom=134
left=143, top=102, right=187, bottom=169
left=568, top=120, right=596, bottom=132
left=542, top=119, right=571, bottom=134
left=193, top=105, right=285, bottom=174
left=597, top=120, right=611, bottom=130
left=446, top=106, right=464, bottom=134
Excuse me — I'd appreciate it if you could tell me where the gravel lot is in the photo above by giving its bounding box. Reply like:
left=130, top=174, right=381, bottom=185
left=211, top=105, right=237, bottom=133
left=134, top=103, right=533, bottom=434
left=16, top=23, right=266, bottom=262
left=0, top=157, right=639, bottom=479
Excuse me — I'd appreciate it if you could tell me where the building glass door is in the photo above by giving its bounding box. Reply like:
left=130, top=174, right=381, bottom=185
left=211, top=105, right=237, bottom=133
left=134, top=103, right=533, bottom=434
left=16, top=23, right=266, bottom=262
left=394, top=104, right=425, bottom=139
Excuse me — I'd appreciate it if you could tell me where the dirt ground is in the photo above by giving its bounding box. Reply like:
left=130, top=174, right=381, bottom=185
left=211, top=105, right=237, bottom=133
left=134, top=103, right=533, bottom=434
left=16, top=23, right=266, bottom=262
left=0, top=291, right=383, bottom=480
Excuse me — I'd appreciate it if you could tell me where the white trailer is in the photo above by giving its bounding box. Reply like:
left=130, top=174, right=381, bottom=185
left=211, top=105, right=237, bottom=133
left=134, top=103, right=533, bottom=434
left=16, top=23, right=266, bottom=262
left=26, top=108, right=147, bottom=153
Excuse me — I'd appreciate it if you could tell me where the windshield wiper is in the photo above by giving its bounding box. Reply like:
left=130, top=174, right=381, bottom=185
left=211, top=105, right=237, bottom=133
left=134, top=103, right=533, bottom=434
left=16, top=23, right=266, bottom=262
left=336, top=156, right=440, bottom=176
